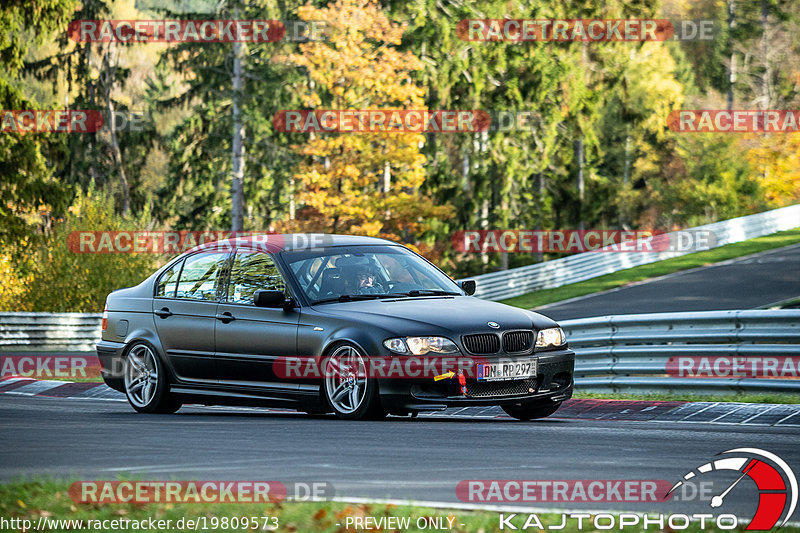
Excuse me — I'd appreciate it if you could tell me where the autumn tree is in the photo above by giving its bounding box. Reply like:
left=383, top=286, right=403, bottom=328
left=395, top=0, right=691, bottom=273
left=154, top=0, right=301, bottom=231
left=745, top=134, right=800, bottom=207
left=274, top=0, right=451, bottom=244
left=0, top=0, right=77, bottom=244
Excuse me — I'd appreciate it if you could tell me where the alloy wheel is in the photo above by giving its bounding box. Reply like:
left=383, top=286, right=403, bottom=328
left=324, top=345, right=368, bottom=415
left=124, top=344, right=159, bottom=409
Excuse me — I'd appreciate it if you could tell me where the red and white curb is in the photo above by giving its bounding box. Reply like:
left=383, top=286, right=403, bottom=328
left=0, top=377, right=122, bottom=401
left=1, top=377, right=799, bottom=426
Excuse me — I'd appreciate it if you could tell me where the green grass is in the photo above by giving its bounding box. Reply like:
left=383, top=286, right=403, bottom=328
left=501, top=227, right=800, bottom=310
left=573, top=391, right=800, bottom=404
left=1, top=478, right=788, bottom=533
left=762, top=296, right=800, bottom=309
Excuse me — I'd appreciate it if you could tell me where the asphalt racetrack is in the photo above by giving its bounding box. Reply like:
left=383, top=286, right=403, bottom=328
left=1, top=393, right=798, bottom=519
left=535, top=243, right=800, bottom=321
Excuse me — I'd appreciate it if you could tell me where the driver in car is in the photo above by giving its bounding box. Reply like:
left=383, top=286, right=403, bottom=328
left=353, top=265, right=383, bottom=294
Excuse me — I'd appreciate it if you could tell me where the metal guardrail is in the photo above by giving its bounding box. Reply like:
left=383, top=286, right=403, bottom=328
left=2, top=310, right=798, bottom=395
left=563, top=310, right=800, bottom=394
left=464, top=203, right=800, bottom=301
left=0, top=313, right=102, bottom=353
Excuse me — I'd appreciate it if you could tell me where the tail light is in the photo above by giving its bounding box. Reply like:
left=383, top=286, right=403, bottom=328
left=101, top=304, right=108, bottom=331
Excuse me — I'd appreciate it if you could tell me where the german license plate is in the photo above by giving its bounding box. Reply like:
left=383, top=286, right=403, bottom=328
left=476, top=358, right=537, bottom=381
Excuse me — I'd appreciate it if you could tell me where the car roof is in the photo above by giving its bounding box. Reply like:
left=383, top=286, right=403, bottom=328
left=187, top=233, right=398, bottom=254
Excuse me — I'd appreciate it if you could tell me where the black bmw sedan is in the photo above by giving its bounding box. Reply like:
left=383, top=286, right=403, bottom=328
left=97, top=234, right=574, bottom=420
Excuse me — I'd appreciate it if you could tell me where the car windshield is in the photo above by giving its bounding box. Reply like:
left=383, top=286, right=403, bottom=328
left=283, top=245, right=462, bottom=304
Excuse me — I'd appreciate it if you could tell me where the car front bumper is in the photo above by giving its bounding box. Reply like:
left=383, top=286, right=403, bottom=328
left=377, top=348, right=574, bottom=412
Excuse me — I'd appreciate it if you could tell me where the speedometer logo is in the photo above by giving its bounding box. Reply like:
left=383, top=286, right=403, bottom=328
left=667, top=448, right=797, bottom=530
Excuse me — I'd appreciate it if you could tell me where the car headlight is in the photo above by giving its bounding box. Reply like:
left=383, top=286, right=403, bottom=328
left=536, top=327, right=566, bottom=349
left=383, top=336, right=459, bottom=355
left=383, top=338, right=409, bottom=354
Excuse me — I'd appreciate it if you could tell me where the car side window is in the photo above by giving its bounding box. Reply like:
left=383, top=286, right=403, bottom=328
left=156, top=259, right=183, bottom=298
left=227, top=251, right=286, bottom=305
left=175, top=252, right=229, bottom=301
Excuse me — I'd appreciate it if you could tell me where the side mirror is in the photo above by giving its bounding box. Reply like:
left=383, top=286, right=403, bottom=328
left=458, top=279, right=477, bottom=296
left=254, top=289, right=287, bottom=308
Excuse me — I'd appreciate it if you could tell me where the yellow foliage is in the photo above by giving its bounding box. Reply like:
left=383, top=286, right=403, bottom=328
left=744, top=134, right=800, bottom=207
left=273, top=0, right=452, bottom=243
left=0, top=253, right=30, bottom=311
left=2, top=187, right=160, bottom=312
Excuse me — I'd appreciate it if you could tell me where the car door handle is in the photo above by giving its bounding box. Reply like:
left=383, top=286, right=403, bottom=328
left=215, top=312, right=235, bottom=323
left=154, top=307, right=173, bottom=318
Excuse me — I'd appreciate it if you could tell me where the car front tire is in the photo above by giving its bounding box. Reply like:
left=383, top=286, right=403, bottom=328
left=502, top=400, right=562, bottom=421
left=322, top=343, right=385, bottom=420
left=123, top=341, right=181, bottom=414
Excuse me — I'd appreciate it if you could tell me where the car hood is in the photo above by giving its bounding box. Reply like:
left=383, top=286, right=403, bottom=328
left=310, top=296, right=559, bottom=336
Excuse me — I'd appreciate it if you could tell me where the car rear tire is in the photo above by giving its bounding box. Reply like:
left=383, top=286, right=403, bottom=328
left=123, top=341, right=181, bottom=414
left=322, top=343, right=385, bottom=420
left=502, top=400, right=562, bottom=421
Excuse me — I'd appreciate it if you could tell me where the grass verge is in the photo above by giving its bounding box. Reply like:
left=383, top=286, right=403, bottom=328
left=501, top=227, right=800, bottom=310
left=0, top=478, right=787, bottom=533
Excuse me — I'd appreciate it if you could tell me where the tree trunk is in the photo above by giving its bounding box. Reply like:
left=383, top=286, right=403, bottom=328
left=102, top=47, right=129, bottom=216
left=620, top=131, right=631, bottom=228
left=230, top=8, right=245, bottom=232
left=727, top=0, right=736, bottom=110
left=623, top=133, right=631, bottom=185
left=536, top=173, right=544, bottom=263
left=383, top=161, right=391, bottom=225
left=575, top=137, right=585, bottom=231
left=759, top=0, right=770, bottom=110
left=461, top=152, right=470, bottom=192
left=86, top=43, right=98, bottom=186
left=289, top=177, right=296, bottom=220
left=480, top=198, right=489, bottom=266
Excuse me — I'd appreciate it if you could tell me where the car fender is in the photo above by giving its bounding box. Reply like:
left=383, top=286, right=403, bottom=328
left=121, top=328, right=179, bottom=382
left=322, top=324, right=391, bottom=357
left=318, top=328, right=389, bottom=396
